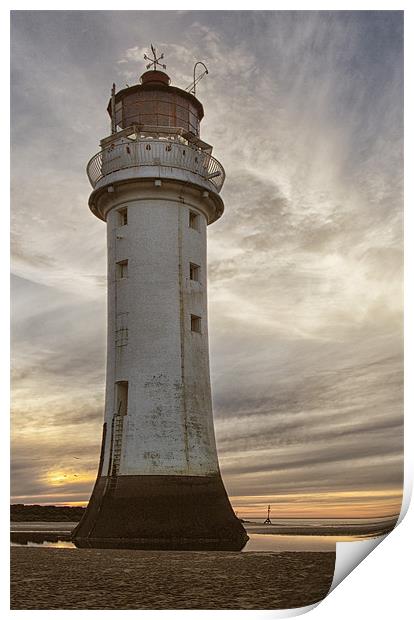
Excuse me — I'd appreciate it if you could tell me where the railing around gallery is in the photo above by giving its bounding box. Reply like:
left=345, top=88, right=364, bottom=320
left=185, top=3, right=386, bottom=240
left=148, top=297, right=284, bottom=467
left=86, top=139, right=225, bottom=192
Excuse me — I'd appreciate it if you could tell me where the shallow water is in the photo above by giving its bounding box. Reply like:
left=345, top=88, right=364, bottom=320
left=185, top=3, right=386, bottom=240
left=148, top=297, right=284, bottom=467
left=11, top=540, right=75, bottom=549
left=10, top=534, right=340, bottom=552
left=242, top=533, right=362, bottom=552
left=10, top=522, right=368, bottom=552
left=11, top=522, right=78, bottom=532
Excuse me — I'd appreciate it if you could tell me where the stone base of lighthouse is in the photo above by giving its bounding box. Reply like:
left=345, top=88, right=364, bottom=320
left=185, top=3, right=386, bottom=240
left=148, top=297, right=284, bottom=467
left=72, top=473, right=248, bottom=551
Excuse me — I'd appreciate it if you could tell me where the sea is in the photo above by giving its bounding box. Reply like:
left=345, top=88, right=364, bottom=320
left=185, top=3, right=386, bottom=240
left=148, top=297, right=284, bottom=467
left=10, top=515, right=397, bottom=552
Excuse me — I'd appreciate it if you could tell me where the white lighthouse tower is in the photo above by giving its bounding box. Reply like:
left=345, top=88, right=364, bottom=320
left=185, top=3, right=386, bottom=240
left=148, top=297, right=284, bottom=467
left=73, top=49, right=248, bottom=550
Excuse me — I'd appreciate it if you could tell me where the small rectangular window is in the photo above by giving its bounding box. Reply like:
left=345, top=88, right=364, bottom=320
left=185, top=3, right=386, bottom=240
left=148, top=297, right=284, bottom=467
left=189, top=262, right=200, bottom=282
left=118, top=207, right=128, bottom=226
left=189, top=210, right=200, bottom=231
left=191, top=314, right=202, bottom=333
left=116, top=259, right=128, bottom=279
left=115, top=381, right=128, bottom=416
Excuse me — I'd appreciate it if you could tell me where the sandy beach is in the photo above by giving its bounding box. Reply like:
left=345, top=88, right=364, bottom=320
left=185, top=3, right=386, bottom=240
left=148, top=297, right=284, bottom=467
left=11, top=547, right=335, bottom=609
left=11, top=518, right=397, bottom=609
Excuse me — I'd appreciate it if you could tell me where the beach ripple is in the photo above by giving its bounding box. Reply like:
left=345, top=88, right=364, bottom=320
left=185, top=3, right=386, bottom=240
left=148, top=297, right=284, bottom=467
left=11, top=547, right=335, bottom=610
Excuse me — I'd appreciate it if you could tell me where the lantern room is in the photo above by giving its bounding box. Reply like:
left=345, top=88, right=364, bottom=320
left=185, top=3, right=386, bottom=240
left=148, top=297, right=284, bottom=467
left=107, top=70, right=204, bottom=137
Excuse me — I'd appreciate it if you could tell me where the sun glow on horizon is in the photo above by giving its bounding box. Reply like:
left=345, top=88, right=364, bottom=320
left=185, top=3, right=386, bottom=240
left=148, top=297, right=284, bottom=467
left=229, top=489, right=403, bottom=520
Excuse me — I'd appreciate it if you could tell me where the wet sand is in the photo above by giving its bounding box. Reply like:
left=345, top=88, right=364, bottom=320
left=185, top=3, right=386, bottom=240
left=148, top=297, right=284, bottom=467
left=245, top=520, right=397, bottom=537
left=11, top=547, right=335, bottom=609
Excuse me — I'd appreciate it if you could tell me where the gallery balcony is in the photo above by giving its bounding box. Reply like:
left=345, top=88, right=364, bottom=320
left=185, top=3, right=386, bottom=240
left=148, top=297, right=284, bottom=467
left=87, top=135, right=225, bottom=194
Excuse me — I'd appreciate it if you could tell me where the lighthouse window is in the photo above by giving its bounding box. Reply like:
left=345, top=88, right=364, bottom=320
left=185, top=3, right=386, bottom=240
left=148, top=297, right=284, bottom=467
left=189, top=210, right=199, bottom=231
left=115, top=381, right=128, bottom=417
left=191, top=314, right=202, bottom=333
left=117, top=207, right=128, bottom=226
left=116, top=259, right=128, bottom=279
left=190, top=263, right=200, bottom=282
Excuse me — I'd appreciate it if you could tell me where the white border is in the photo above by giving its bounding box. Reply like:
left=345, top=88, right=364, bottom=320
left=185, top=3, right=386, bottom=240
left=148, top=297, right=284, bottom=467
left=4, top=3, right=411, bottom=618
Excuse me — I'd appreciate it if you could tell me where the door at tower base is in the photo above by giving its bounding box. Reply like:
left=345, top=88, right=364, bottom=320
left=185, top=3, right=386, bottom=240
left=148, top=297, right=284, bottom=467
left=72, top=473, right=248, bottom=551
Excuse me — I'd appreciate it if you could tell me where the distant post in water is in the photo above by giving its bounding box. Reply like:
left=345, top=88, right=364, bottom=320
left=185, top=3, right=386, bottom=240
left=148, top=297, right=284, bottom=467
left=264, top=505, right=272, bottom=525
left=72, top=47, right=248, bottom=551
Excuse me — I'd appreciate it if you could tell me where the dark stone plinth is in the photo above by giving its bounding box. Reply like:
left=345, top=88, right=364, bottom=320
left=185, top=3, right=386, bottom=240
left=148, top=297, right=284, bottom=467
left=72, top=474, right=248, bottom=551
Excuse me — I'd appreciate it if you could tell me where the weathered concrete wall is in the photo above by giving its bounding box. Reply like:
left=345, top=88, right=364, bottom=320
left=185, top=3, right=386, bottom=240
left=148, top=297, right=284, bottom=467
left=101, top=192, right=220, bottom=477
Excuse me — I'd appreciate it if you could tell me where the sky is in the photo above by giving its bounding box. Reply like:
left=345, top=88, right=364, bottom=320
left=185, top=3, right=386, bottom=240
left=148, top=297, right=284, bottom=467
left=10, top=10, right=403, bottom=519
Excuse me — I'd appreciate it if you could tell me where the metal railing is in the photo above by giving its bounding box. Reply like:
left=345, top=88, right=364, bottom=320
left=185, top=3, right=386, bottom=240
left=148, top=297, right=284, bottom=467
left=86, top=139, right=225, bottom=192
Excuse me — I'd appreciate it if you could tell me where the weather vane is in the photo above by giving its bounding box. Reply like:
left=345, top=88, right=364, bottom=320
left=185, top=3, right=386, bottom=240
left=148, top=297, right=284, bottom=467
left=144, top=44, right=166, bottom=71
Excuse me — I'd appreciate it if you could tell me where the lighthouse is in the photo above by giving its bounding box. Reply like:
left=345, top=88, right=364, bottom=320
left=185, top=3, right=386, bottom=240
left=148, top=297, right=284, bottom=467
left=72, top=48, right=248, bottom=550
